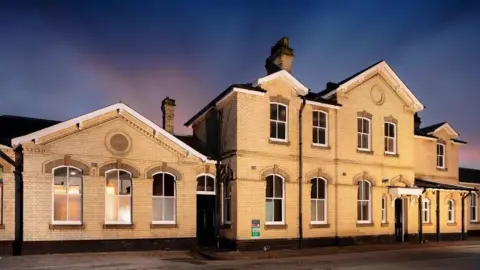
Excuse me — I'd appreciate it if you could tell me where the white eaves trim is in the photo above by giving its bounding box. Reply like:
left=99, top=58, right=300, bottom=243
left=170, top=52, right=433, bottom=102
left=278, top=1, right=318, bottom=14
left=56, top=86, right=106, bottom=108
left=460, top=182, right=480, bottom=186
left=414, top=135, right=437, bottom=141
left=322, top=61, right=424, bottom=112
left=0, top=144, right=11, bottom=149
left=253, top=70, right=308, bottom=96
left=11, top=103, right=215, bottom=163
left=427, top=123, right=459, bottom=138
left=186, top=87, right=265, bottom=127
left=305, top=100, right=340, bottom=110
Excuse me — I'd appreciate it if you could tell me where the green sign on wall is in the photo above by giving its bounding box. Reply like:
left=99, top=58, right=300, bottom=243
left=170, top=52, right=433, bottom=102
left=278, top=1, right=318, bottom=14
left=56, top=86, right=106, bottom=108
left=251, top=219, right=260, bottom=238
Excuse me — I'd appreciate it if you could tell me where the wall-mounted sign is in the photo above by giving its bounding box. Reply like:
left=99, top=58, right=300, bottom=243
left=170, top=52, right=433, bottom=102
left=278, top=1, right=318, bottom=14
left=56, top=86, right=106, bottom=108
left=251, top=219, right=260, bottom=238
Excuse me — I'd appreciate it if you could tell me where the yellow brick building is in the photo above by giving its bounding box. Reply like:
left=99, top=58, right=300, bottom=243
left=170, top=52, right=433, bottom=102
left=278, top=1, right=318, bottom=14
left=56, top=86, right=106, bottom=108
left=0, top=37, right=477, bottom=255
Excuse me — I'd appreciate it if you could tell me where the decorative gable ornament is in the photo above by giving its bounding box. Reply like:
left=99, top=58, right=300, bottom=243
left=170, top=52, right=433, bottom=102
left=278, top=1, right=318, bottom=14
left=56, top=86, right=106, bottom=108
left=253, top=70, right=309, bottom=96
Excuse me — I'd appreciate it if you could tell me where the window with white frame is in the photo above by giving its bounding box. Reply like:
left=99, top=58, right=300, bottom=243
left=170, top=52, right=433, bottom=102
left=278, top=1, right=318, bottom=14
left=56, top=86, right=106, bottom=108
left=384, top=122, right=396, bottom=154
left=53, top=166, right=82, bottom=224
left=0, top=166, right=3, bottom=225
left=196, top=174, right=215, bottom=194
left=313, top=111, right=328, bottom=146
left=381, top=196, right=387, bottom=223
left=471, top=193, right=478, bottom=222
left=437, top=143, right=445, bottom=168
left=152, top=173, right=176, bottom=223
left=357, top=180, right=371, bottom=222
left=311, top=178, right=327, bottom=224
left=357, top=118, right=371, bottom=151
left=266, top=174, right=284, bottom=224
left=270, top=103, right=288, bottom=141
left=105, top=169, right=132, bottom=224
left=447, top=200, right=455, bottom=223
left=422, top=198, right=430, bottom=223
left=224, top=182, right=231, bottom=224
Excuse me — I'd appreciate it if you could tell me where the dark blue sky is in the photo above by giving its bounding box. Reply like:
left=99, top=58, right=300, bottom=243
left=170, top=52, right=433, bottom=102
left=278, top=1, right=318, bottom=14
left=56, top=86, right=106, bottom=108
left=1, top=0, right=480, bottom=167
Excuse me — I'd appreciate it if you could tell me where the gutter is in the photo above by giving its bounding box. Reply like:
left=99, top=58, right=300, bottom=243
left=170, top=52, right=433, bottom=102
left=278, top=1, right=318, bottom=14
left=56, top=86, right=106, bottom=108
left=298, top=97, right=306, bottom=249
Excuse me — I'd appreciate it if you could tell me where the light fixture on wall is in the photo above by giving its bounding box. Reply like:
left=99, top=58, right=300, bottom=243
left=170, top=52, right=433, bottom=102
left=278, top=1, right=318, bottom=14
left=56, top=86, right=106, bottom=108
left=382, top=178, right=389, bottom=184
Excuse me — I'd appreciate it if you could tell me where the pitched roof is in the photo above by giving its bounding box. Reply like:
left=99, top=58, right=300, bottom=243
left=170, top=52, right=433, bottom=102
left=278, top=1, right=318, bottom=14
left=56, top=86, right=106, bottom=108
left=459, top=167, right=480, bottom=184
left=414, top=129, right=437, bottom=139
left=10, top=103, right=215, bottom=163
left=304, top=91, right=342, bottom=107
left=174, top=135, right=214, bottom=158
left=184, top=83, right=266, bottom=127
left=317, top=60, right=384, bottom=97
left=0, top=115, right=60, bottom=147
left=415, top=178, right=476, bottom=191
left=418, top=122, right=447, bottom=134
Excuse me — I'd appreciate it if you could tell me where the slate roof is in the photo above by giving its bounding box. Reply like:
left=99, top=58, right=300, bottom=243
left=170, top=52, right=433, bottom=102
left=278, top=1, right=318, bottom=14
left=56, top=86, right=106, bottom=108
left=418, top=122, right=447, bottom=134
left=174, top=135, right=214, bottom=158
left=317, top=60, right=385, bottom=98
left=415, top=178, right=476, bottom=191
left=414, top=129, right=437, bottom=139
left=304, top=91, right=342, bottom=107
left=184, top=83, right=266, bottom=127
left=459, top=167, right=480, bottom=184
left=0, top=115, right=60, bottom=147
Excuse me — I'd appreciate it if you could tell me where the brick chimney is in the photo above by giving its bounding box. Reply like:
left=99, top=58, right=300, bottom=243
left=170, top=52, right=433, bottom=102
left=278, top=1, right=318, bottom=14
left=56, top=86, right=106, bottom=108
left=161, top=97, right=176, bottom=133
left=265, top=37, right=294, bottom=74
left=414, top=113, right=422, bottom=130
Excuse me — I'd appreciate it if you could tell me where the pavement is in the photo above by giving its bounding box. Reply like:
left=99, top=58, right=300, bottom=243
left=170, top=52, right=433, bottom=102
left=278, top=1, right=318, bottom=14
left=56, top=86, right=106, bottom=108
left=1, top=241, right=480, bottom=269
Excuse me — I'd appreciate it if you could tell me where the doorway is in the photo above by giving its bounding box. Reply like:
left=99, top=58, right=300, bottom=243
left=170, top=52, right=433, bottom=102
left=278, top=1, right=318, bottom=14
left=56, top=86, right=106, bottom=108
left=196, top=174, right=216, bottom=247
left=394, top=198, right=405, bottom=242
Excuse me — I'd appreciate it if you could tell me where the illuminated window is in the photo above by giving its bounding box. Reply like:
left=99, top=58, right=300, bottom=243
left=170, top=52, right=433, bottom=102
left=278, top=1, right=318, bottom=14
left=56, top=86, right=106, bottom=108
left=53, top=166, right=82, bottom=224
left=266, top=174, right=284, bottom=224
left=357, top=180, right=371, bottom=223
left=152, top=173, right=176, bottom=223
left=270, top=103, right=288, bottom=141
left=105, top=170, right=132, bottom=224
left=311, top=178, right=327, bottom=224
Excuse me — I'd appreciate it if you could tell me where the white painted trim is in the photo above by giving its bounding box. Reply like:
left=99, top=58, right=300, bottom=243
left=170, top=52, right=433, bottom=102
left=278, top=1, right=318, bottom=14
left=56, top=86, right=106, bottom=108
left=384, top=122, right=397, bottom=155
left=305, top=100, right=340, bottom=110
left=265, top=174, right=286, bottom=225
left=427, top=123, right=459, bottom=138
left=312, top=110, right=328, bottom=147
left=253, top=70, right=308, bottom=96
left=52, top=166, right=83, bottom=225
left=310, top=177, right=328, bottom=224
left=269, top=102, right=289, bottom=142
left=436, top=143, right=446, bottom=169
left=322, top=61, right=424, bottom=112
left=470, top=193, right=478, bottom=222
left=460, top=182, right=480, bottom=186
left=422, top=198, right=431, bottom=223
left=11, top=103, right=214, bottom=163
left=196, top=173, right=216, bottom=195
left=447, top=199, right=455, bottom=223
left=388, top=187, right=424, bottom=196
left=186, top=88, right=265, bottom=127
left=152, top=172, right=177, bottom=224
left=414, top=135, right=437, bottom=141
left=452, top=140, right=467, bottom=145
left=357, top=117, right=371, bottom=151
left=151, top=221, right=176, bottom=225
left=0, top=144, right=11, bottom=149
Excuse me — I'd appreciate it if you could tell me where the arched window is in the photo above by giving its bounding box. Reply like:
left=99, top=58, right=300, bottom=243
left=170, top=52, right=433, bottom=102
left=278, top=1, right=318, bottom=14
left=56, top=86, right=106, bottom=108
left=357, top=180, right=371, bottom=223
left=53, top=166, right=83, bottom=224
left=105, top=169, right=132, bottom=224
left=270, top=103, right=288, bottom=141
left=266, top=174, right=284, bottom=224
left=152, top=173, right=176, bottom=223
left=311, top=178, right=327, bottom=224
left=447, top=200, right=455, bottom=223
left=422, top=198, right=430, bottom=223
left=471, top=193, right=478, bottom=222
left=224, top=182, right=232, bottom=224
left=196, top=174, right=215, bottom=195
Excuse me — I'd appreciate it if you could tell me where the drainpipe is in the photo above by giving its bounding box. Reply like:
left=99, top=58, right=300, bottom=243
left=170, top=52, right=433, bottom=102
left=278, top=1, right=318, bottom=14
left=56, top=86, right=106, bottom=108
left=298, top=97, right=306, bottom=249
left=436, top=190, right=440, bottom=241
left=215, top=108, right=223, bottom=249
left=461, top=192, right=471, bottom=241
left=418, top=188, right=426, bottom=244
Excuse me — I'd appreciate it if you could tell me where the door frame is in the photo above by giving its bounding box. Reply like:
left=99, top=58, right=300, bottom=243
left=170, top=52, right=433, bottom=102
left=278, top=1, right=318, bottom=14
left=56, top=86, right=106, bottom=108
left=394, top=198, right=405, bottom=242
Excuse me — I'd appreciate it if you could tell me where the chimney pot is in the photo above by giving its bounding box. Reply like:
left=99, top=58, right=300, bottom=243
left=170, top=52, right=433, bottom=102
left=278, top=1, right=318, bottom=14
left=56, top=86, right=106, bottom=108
left=265, top=37, right=295, bottom=74
left=161, top=97, right=176, bottom=134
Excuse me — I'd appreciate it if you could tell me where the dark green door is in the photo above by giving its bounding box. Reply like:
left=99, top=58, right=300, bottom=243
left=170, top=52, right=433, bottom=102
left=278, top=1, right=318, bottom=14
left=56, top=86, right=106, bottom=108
left=197, top=194, right=216, bottom=246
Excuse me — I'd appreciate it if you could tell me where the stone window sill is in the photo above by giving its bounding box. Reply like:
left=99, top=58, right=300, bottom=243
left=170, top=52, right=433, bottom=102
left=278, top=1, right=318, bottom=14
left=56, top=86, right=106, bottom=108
left=49, top=224, right=85, bottom=230
left=312, top=144, right=330, bottom=150
left=264, top=224, right=288, bottom=230
left=447, top=222, right=457, bottom=226
left=268, top=139, right=290, bottom=146
left=220, top=223, right=232, bottom=229
left=150, top=223, right=177, bottom=229
left=470, top=221, right=480, bottom=224
left=0, top=224, right=5, bottom=230
left=357, top=149, right=374, bottom=155
left=381, top=222, right=389, bottom=227
left=310, top=223, right=330, bottom=229
left=103, top=224, right=135, bottom=229
left=422, top=222, right=433, bottom=226
left=384, top=153, right=399, bottom=157
left=356, top=222, right=374, bottom=227
left=436, top=167, right=448, bottom=172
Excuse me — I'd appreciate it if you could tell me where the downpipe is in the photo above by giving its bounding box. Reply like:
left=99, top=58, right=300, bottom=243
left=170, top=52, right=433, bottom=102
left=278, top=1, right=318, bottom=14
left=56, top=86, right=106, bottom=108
left=298, top=97, right=306, bottom=249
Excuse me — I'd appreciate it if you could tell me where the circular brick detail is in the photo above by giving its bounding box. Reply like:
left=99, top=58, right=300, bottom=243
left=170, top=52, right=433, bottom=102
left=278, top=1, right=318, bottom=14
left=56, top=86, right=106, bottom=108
left=106, top=130, right=132, bottom=156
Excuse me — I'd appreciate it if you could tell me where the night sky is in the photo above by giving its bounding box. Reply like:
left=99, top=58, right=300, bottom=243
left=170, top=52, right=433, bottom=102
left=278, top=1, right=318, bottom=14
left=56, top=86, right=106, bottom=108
left=1, top=1, right=480, bottom=168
